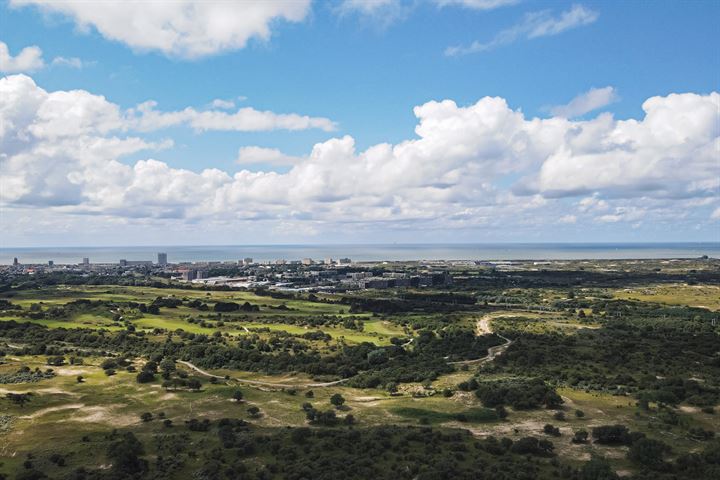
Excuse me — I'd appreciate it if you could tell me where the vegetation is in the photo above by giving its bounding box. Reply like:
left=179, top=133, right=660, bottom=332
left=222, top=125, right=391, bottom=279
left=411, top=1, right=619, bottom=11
left=0, top=258, right=718, bottom=478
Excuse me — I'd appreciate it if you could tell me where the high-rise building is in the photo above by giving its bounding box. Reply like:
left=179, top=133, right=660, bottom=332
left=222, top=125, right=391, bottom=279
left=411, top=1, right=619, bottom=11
left=243, top=257, right=253, bottom=265
left=12, top=257, right=19, bottom=266
left=119, top=259, right=128, bottom=266
left=48, top=260, right=54, bottom=267
left=157, top=253, right=168, bottom=265
left=82, top=257, right=90, bottom=265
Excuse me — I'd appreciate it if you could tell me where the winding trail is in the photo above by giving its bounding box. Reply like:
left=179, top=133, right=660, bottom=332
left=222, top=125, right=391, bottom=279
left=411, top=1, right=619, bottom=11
left=179, top=313, right=511, bottom=386
left=177, top=360, right=349, bottom=388
left=448, top=314, right=513, bottom=366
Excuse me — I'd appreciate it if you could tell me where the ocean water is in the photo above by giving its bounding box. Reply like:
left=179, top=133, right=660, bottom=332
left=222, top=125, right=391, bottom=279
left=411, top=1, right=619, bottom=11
left=0, top=243, right=718, bottom=265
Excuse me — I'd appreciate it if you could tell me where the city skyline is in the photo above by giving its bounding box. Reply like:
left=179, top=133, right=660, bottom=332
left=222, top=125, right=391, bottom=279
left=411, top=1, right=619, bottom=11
left=1, top=0, right=718, bottom=246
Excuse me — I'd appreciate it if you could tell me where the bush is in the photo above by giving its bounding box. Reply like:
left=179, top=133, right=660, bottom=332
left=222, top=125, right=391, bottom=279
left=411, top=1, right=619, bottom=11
left=474, top=378, right=563, bottom=410
left=330, top=393, right=345, bottom=407
left=627, top=438, right=671, bottom=470
left=214, top=302, right=240, bottom=312
left=510, top=436, right=554, bottom=455
left=572, top=430, right=589, bottom=444
left=136, top=371, right=155, bottom=383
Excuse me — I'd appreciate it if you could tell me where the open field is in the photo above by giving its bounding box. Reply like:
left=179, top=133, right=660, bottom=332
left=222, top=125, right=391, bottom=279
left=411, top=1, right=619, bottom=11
left=615, top=283, right=720, bottom=311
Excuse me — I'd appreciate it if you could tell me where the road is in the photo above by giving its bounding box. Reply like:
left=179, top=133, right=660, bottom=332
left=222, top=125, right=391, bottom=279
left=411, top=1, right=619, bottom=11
left=448, top=314, right=513, bottom=366
left=177, top=360, right=349, bottom=388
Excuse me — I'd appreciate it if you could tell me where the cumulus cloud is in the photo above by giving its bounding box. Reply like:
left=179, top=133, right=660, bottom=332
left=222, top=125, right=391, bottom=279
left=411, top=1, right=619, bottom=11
left=525, top=92, right=720, bottom=199
left=550, top=86, right=618, bottom=118
left=10, top=0, right=312, bottom=59
left=446, top=4, right=598, bottom=56
left=0, top=41, right=44, bottom=72
left=2, top=74, right=718, bottom=236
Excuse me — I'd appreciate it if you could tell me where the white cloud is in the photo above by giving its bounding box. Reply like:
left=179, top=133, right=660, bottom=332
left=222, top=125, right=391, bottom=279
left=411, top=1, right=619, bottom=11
left=711, top=207, right=720, bottom=220
left=335, top=0, right=409, bottom=28
left=129, top=100, right=337, bottom=133
left=525, top=92, right=720, bottom=199
left=597, top=207, right=646, bottom=223
left=446, top=4, right=598, bottom=56
left=11, top=0, right=312, bottom=59
left=338, top=0, right=399, bottom=15
left=2, top=74, right=718, bottom=235
left=578, top=196, right=609, bottom=212
left=50, top=56, right=85, bottom=69
left=210, top=99, right=236, bottom=110
left=435, top=0, right=519, bottom=10
left=237, top=146, right=304, bottom=166
left=0, top=41, right=44, bottom=72
left=550, top=86, right=618, bottom=118
left=557, top=214, right=577, bottom=224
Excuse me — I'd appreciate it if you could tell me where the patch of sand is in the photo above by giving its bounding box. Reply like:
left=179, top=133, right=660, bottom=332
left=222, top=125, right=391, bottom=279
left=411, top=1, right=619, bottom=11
left=35, top=387, right=80, bottom=396
left=19, top=403, right=84, bottom=419
left=54, top=367, right=91, bottom=376
left=71, top=405, right=137, bottom=427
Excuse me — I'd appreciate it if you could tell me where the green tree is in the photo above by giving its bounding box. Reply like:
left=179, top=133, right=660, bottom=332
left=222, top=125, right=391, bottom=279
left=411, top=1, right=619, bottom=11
left=107, top=432, right=147, bottom=476
left=330, top=393, right=345, bottom=408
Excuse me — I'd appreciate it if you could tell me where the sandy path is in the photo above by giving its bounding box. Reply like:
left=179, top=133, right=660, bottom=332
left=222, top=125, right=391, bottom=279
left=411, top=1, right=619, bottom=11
left=448, top=314, right=513, bottom=366
left=177, top=360, right=349, bottom=388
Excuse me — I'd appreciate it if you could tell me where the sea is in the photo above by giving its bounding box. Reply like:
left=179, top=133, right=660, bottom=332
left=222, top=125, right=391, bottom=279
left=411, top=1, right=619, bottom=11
left=0, top=243, right=718, bottom=265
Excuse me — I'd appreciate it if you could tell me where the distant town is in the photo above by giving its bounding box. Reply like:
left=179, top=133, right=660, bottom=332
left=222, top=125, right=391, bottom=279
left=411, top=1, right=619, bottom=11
left=2, top=253, right=460, bottom=292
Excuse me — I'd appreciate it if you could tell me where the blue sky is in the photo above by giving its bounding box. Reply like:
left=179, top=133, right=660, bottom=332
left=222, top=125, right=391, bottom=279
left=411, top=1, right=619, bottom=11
left=0, top=0, right=718, bottom=246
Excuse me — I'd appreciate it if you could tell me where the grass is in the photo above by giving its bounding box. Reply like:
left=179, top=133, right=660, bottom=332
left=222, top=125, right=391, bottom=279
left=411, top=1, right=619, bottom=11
left=0, top=285, right=405, bottom=345
left=614, top=284, right=720, bottom=311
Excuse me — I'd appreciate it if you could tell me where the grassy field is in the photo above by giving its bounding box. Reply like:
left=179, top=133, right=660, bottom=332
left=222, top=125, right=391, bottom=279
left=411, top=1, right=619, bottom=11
left=0, top=285, right=405, bottom=345
left=615, top=283, right=720, bottom=311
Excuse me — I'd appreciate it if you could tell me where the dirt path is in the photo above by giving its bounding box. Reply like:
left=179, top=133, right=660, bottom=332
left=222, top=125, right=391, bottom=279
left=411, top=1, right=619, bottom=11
left=177, top=360, right=349, bottom=388
left=448, top=314, right=513, bottom=366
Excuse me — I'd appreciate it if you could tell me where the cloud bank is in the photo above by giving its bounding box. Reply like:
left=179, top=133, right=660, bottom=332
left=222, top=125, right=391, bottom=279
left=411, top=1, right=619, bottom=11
left=1, top=74, right=718, bottom=240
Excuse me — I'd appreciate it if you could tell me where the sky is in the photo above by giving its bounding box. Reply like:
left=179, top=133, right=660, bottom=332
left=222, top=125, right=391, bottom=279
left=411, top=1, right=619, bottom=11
left=0, top=0, right=718, bottom=247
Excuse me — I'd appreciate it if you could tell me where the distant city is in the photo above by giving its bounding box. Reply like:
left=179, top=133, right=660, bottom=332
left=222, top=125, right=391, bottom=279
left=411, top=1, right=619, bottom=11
left=4, top=252, right=457, bottom=292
